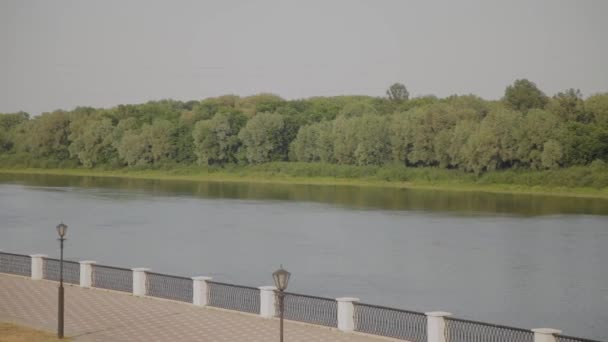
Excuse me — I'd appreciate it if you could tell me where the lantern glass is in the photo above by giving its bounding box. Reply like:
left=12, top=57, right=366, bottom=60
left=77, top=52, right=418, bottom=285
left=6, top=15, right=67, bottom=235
left=273, top=265, right=291, bottom=291
left=56, top=223, right=68, bottom=238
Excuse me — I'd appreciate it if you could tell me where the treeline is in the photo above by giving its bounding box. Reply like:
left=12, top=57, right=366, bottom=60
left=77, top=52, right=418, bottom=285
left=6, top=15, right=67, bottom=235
left=1, top=80, right=607, bottom=176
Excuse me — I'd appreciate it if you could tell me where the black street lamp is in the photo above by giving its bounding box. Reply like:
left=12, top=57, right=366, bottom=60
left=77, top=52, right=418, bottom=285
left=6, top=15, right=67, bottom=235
left=273, top=265, right=291, bottom=342
left=56, top=222, right=68, bottom=339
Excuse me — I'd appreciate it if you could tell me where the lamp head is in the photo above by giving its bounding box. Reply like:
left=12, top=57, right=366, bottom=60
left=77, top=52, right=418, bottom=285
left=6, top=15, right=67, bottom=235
left=56, top=222, right=68, bottom=238
left=272, top=265, right=291, bottom=292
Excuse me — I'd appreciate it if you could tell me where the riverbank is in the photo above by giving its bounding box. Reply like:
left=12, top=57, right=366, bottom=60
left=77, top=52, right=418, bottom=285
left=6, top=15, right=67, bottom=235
left=1, top=163, right=607, bottom=199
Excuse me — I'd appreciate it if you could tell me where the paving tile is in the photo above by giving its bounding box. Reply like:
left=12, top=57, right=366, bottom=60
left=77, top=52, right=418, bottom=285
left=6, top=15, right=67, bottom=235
left=0, top=274, right=398, bottom=341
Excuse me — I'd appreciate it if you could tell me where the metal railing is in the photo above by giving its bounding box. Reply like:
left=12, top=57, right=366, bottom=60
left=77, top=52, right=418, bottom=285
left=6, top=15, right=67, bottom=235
left=43, top=258, right=80, bottom=284
left=0, top=251, right=603, bottom=342
left=92, top=264, right=133, bottom=293
left=207, top=281, right=260, bottom=314
left=556, top=335, right=604, bottom=342
left=354, top=303, right=427, bottom=342
left=146, top=271, right=193, bottom=303
left=0, top=252, right=31, bottom=276
left=277, top=292, right=338, bottom=327
left=445, top=317, right=535, bottom=342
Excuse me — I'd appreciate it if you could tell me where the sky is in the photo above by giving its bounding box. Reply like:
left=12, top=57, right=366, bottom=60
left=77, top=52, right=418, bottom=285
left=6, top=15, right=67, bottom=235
left=1, top=0, right=607, bottom=115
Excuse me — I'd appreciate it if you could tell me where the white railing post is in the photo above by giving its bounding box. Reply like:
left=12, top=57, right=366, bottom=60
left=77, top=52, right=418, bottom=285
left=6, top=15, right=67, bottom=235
left=532, top=328, right=562, bottom=342
left=336, top=297, right=359, bottom=332
left=426, top=311, right=452, bottom=342
left=79, top=260, right=96, bottom=288
left=30, top=254, right=47, bottom=280
left=259, top=286, right=277, bottom=318
left=132, top=268, right=150, bottom=296
left=192, top=276, right=213, bottom=306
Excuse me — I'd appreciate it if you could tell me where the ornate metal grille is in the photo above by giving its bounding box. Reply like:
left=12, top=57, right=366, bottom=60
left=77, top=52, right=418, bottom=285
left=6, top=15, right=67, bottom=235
left=146, top=272, right=193, bottom=303
left=445, top=317, right=534, bottom=342
left=556, top=335, right=604, bottom=342
left=43, top=258, right=80, bottom=284
left=0, top=252, right=31, bottom=276
left=92, top=264, right=133, bottom=293
left=276, top=292, right=338, bottom=327
left=207, top=281, right=260, bottom=314
left=354, top=303, right=427, bottom=342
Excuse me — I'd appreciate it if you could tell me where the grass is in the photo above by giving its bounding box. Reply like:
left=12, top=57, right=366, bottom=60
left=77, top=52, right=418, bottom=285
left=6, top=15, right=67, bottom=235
left=0, top=323, right=70, bottom=342
left=1, top=163, right=608, bottom=199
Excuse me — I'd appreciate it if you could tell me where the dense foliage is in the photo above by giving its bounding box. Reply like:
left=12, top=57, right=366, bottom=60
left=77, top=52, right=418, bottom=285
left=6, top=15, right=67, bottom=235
left=1, top=80, right=607, bottom=181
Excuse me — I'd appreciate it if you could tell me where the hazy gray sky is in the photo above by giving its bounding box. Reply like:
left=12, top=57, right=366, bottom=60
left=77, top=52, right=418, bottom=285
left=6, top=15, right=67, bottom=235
left=1, top=0, right=607, bottom=114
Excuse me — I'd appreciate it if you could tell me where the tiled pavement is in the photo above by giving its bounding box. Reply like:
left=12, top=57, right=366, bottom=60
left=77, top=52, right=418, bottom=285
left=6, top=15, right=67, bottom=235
left=0, top=274, right=397, bottom=341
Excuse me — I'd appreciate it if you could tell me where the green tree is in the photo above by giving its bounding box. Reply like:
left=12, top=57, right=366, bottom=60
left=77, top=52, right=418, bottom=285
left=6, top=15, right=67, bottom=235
left=338, top=101, right=378, bottom=118
left=547, top=89, right=586, bottom=122
left=514, top=109, right=562, bottom=169
left=386, top=83, right=409, bottom=102
left=238, top=112, right=286, bottom=163
left=354, top=115, right=390, bottom=165
left=557, top=122, right=608, bottom=165
left=116, top=129, right=150, bottom=166
left=192, top=111, right=246, bottom=165
left=19, top=111, right=71, bottom=160
left=115, top=119, right=176, bottom=166
left=586, top=93, right=608, bottom=127
left=541, top=139, right=563, bottom=169
left=68, top=118, right=116, bottom=167
left=503, top=79, right=548, bottom=112
left=389, top=111, right=415, bottom=165
left=332, top=116, right=360, bottom=164
left=461, top=109, right=521, bottom=173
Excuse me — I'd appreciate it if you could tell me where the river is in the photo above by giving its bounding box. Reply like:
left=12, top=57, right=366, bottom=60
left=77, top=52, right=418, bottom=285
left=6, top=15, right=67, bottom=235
left=0, top=173, right=607, bottom=340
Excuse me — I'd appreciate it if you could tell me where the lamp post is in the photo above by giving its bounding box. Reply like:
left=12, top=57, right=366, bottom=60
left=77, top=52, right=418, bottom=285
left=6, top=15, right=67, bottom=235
left=56, top=222, right=68, bottom=339
left=273, top=265, right=291, bottom=342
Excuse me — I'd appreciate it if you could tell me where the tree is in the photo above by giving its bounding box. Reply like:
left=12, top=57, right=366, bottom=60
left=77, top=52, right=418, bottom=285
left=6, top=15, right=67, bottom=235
left=0, top=112, right=29, bottom=152
left=20, top=111, right=71, bottom=160
left=557, top=122, right=608, bottom=166
left=547, top=89, right=586, bottom=122
left=514, top=109, right=562, bottom=169
left=0, top=112, right=29, bottom=131
left=238, top=112, right=286, bottom=163
left=332, top=116, right=360, bottom=164
left=338, top=101, right=378, bottom=118
left=586, top=93, right=608, bottom=127
left=503, top=79, right=548, bottom=112
left=115, top=120, right=176, bottom=166
left=116, top=129, right=150, bottom=166
left=192, top=111, right=246, bottom=165
left=386, top=83, right=409, bottom=102
left=354, top=115, right=390, bottom=165
left=460, top=109, right=521, bottom=173
left=541, top=140, right=563, bottom=169
left=389, top=111, right=415, bottom=165
left=68, top=118, right=116, bottom=167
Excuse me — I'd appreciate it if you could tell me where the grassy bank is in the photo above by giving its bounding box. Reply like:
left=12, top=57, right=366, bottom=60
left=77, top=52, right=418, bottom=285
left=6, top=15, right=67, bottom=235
left=1, top=162, right=608, bottom=199
left=0, top=323, right=70, bottom=341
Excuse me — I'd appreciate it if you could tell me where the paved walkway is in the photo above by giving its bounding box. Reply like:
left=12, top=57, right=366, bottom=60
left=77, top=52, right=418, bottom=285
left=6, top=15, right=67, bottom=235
left=0, top=274, right=394, bottom=341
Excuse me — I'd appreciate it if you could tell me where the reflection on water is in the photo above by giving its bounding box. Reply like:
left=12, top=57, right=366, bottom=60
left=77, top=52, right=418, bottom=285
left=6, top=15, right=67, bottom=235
left=1, top=173, right=607, bottom=216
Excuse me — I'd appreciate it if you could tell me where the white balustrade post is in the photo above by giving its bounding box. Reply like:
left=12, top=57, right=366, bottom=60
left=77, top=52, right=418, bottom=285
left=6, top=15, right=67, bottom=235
left=426, top=311, right=452, bottom=342
left=259, top=286, right=278, bottom=318
left=192, top=276, right=213, bottom=306
left=336, top=297, right=359, bottom=332
left=30, top=254, right=47, bottom=280
left=79, top=261, right=96, bottom=288
left=532, top=328, right=562, bottom=342
left=132, top=268, right=150, bottom=296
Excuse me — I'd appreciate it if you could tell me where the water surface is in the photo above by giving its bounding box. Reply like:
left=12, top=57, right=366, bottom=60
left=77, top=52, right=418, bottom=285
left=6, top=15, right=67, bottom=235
left=1, top=173, right=607, bottom=340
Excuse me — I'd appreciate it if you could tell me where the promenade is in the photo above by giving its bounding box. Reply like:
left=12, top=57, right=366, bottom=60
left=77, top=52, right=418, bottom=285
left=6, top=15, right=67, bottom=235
left=0, top=274, right=393, bottom=342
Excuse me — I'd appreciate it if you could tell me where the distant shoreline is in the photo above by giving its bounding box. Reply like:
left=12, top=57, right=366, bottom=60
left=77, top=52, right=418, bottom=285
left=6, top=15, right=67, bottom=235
left=1, top=166, right=607, bottom=200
